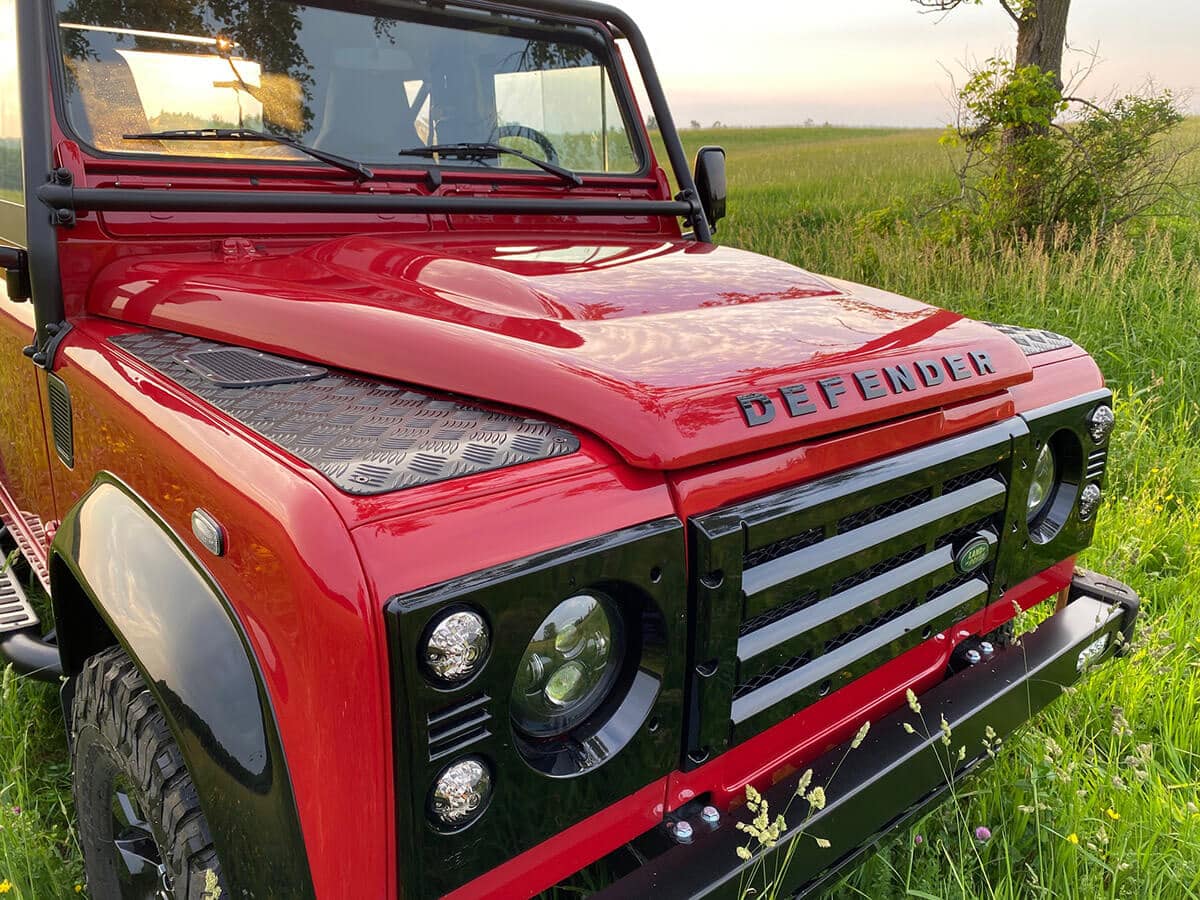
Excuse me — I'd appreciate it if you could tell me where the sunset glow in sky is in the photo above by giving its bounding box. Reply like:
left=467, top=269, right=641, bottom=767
left=2, top=0, right=1196, bottom=137
left=618, top=0, right=1199, bottom=127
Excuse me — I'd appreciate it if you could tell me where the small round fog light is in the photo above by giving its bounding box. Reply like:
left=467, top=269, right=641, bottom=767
left=1078, top=483, right=1102, bottom=521
left=1089, top=406, right=1115, bottom=444
left=430, top=757, right=492, bottom=828
left=423, top=610, right=489, bottom=684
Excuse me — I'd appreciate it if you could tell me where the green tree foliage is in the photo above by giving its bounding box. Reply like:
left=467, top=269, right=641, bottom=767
left=935, top=58, right=1187, bottom=241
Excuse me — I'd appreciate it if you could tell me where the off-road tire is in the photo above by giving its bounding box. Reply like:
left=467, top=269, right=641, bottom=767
left=72, top=646, right=227, bottom=899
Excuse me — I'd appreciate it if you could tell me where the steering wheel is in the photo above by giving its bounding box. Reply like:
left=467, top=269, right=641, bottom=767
left=495, top=125, right=560, bottom=164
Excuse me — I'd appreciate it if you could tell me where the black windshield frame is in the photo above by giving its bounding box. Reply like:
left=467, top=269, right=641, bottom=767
left=45, top=0, right=653, bottom=180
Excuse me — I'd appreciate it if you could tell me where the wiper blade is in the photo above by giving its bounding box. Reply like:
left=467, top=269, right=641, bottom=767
left=398, top=143, right=583, bottom=187
left=123, top=128, right=375, bottom=181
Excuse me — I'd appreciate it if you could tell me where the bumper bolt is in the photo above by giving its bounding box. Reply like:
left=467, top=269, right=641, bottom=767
left=673, top=821, right=695, bottom=843
left=979, top=641, right=995, bottom=658
left=701, top=806, right=720, bottom=824
left=964, top=649, right=983, bottom=666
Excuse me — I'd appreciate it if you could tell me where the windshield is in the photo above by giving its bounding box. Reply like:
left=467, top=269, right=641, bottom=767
left=53, top=0, right=644, bottom=175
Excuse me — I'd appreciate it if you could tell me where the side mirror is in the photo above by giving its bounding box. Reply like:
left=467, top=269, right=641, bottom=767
left=0, top=247, right=30, bottom=302
left=693, top=146, right=727, bottom=232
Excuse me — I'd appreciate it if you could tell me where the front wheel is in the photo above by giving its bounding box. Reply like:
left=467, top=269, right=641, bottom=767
left=71, top=647, right=227, bottom=899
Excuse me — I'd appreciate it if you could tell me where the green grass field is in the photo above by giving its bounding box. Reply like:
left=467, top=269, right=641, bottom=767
left=3, top=123, right=1200, bottom=897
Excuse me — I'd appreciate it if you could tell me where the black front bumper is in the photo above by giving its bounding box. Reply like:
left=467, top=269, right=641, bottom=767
left=598, top=570, right=1139, bottom=899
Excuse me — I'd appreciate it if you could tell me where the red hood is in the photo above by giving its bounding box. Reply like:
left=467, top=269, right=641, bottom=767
left=90, top=235, right=1033, bottom=470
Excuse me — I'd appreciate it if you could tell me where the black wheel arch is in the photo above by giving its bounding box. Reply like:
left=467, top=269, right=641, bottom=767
left=51, top=474, right=316, bottom=900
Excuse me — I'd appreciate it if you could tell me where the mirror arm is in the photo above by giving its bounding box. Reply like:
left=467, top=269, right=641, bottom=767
left=0, top=248, right=31, bottom=302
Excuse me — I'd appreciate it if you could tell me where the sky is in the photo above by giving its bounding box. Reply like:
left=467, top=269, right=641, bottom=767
left=615, top=0, right=1200, bottom=128
left=3, top=0, right=1196, bottom=137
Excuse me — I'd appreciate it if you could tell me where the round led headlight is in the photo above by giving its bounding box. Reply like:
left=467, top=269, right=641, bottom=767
left=511, top=592, right=622, bottom=739
left=429, top=757, right=492, bottom=828
left=1027, top=443, right=1057, bottom=522
left=423, top=610, right=489, bottom=684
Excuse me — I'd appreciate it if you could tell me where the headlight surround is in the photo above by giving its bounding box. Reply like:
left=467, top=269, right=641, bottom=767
left=1026, top=443, right=1058, bottom=522
left=511, top=592, right=623, bottom=739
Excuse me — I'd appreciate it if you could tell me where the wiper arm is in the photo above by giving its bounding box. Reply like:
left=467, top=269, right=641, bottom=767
left=398, top=143, right=583, bottom=187
left=123, top=128, right=375, bottom=181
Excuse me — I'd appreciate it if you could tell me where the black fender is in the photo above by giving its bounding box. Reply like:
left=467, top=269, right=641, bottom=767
left=51, top=475, right=316, bottom=900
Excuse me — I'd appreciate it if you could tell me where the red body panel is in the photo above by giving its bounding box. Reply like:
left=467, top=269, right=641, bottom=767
left=48, top=321, right=397, bottom=898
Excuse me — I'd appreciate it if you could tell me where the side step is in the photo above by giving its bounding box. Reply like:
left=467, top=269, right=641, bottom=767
left=0, top=558, right=62, bottom=680
left=0, top=563, right=39, bottom=632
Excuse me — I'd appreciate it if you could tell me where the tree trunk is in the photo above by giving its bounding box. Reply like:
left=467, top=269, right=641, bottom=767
left=1015, top=0, right=1072, bottom=90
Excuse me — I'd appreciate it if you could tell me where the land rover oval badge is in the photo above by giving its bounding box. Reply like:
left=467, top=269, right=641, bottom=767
left=955, top=537, right=991, bottom=575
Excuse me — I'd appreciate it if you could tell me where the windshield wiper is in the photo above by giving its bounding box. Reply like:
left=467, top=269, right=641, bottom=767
left=122, top=128, right=375, bottom=181
left=397, top=143, right=583, bottom=188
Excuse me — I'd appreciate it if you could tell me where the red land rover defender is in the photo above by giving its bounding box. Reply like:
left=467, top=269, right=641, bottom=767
left=0, top=0, right=1138, bottom=896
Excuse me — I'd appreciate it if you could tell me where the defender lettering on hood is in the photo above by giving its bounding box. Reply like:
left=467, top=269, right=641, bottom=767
left=737, top=351, right=998, bottom=428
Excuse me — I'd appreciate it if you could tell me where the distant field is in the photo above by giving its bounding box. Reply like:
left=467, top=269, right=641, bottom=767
left=1, top=123, right=1199, bottom=898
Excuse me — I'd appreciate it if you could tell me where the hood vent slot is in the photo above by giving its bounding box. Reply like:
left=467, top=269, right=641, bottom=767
left=176, top=347, right=328, bottom=388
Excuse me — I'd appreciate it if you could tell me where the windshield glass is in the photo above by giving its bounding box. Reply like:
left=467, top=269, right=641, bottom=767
left=53, top=0, right=643, bottom=175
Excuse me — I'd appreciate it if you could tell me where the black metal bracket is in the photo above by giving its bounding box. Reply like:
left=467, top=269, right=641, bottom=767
left=1069, top=567, right=1140, bottom=656
left=23, top=320, right=73, bottom=370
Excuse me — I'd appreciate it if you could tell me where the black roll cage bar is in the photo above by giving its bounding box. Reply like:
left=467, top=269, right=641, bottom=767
left=17, top=0, right=711, bottom=363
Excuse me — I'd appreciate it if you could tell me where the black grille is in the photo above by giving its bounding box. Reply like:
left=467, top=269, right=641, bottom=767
left=739, top=591, right=821, bottom=637
left=837, top=488, right=931, bottom=533
left=692, top=421, right=1017, bottom=748
left=944, top=464, right=1001, bottom=495
left=831, top=544, right=924, bottom=596
left=743, top=528, right=823, bottom=570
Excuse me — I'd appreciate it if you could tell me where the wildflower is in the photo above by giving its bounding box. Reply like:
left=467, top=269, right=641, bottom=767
left=914, top=834, right=924, bottom=846
left=794, top=769, right=813, bottom=799
left=1106, top=807, right=1121, bottom=821
left=0, top=881, right=12, bottom=894
left=906, top=689, right=922, bottom=714
left=736, top=846, right=752, bottom=861
left=814, top=837, right=831, bottom=849
left=975, top=826, right=992, bottom=842
left=806, top=786, right=827, bottom=811
left=9, top=807, right=18, bottom=816
left=939, top=715, right=952, bottom=747
left=902, top=722, right=916, bottom=735
left=851, top=721, right=871, bottom=749
left=1067, top=833, right=1080, bottom=845
left=75, top=887, right=83, bottom=894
